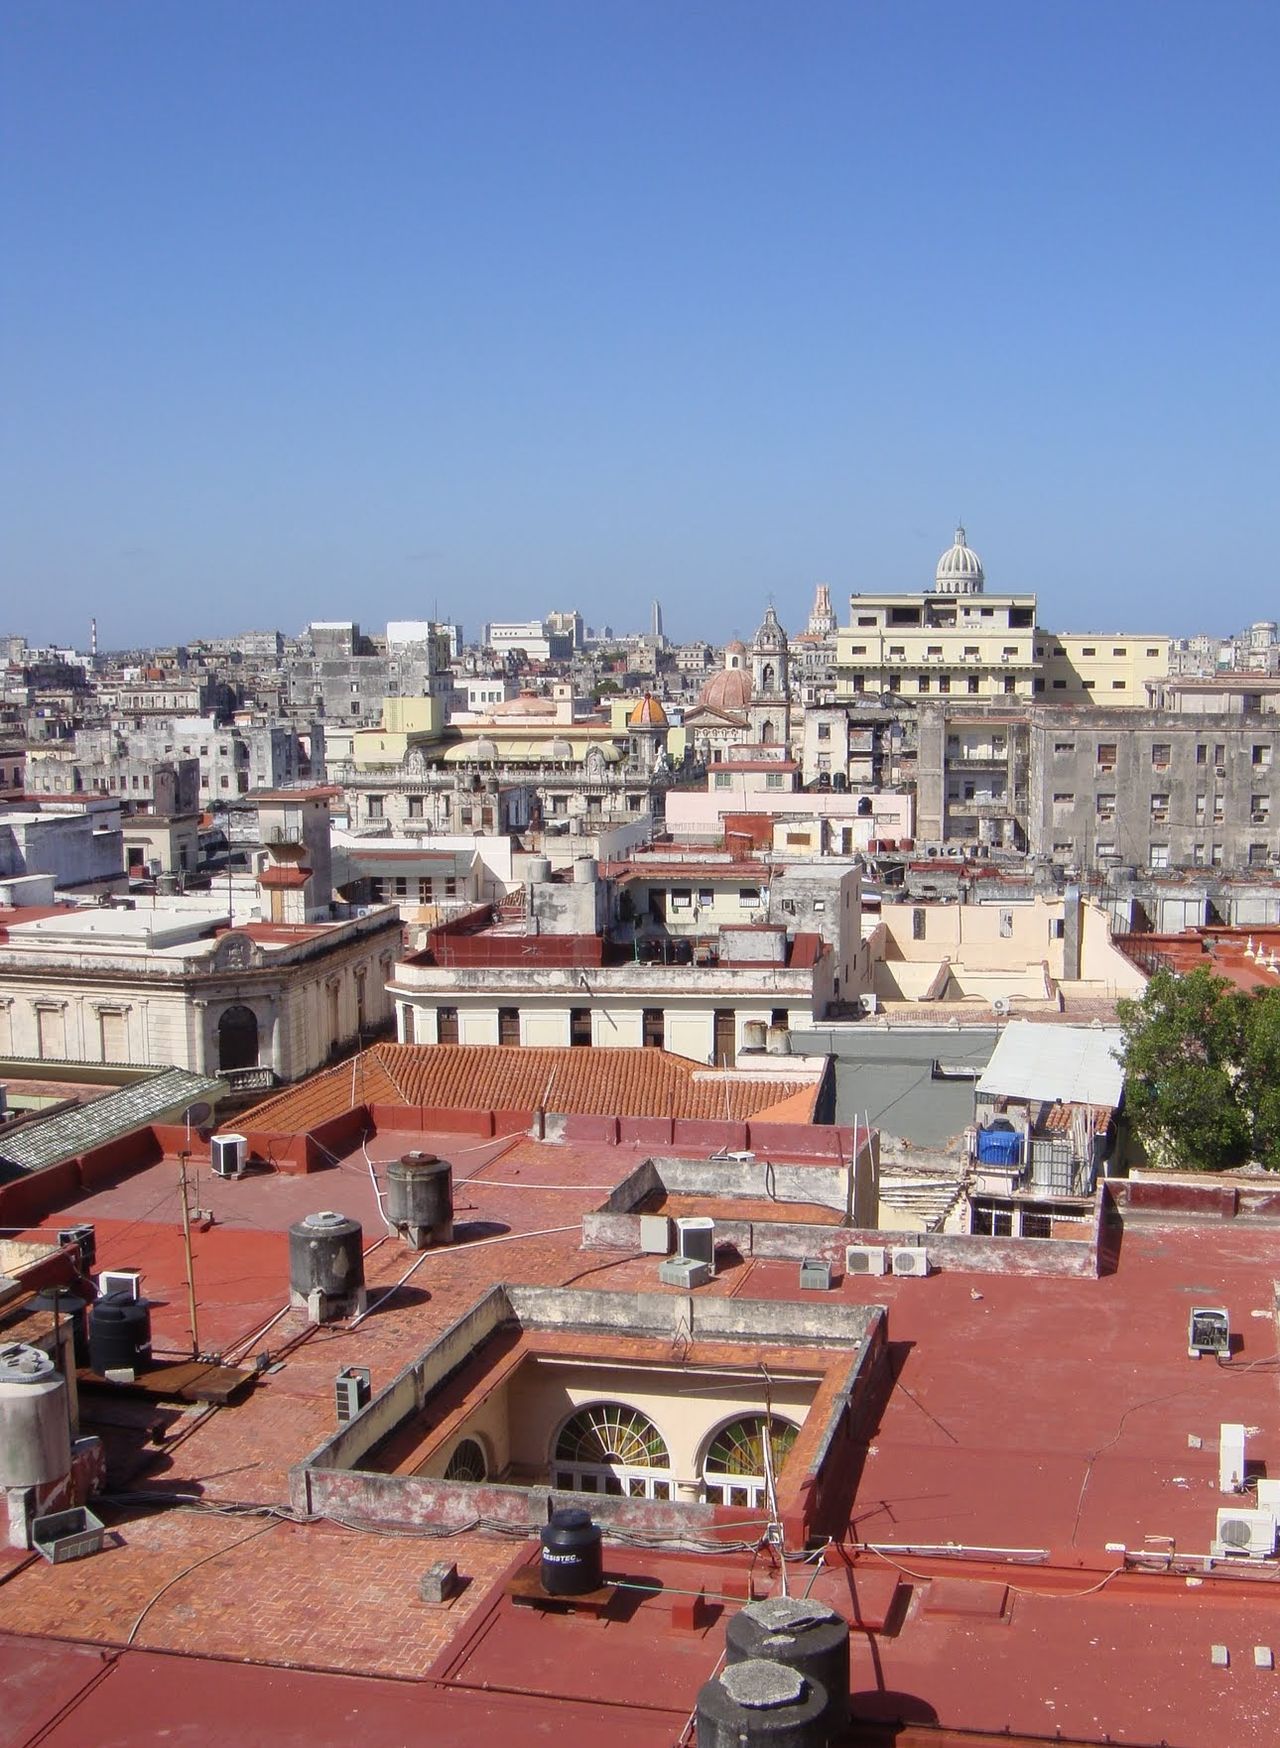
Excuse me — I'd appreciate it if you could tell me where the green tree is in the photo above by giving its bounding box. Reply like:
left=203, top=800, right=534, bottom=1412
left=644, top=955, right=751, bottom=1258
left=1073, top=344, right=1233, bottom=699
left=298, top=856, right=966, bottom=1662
left=1116, top=966, right=1251, bottom=1171
left=1229, top=985, right=1280, bottom=1169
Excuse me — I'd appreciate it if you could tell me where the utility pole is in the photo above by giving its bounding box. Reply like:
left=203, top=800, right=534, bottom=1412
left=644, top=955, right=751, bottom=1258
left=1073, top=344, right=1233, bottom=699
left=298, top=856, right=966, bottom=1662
left=178, top=1152, right=201, bottom=1359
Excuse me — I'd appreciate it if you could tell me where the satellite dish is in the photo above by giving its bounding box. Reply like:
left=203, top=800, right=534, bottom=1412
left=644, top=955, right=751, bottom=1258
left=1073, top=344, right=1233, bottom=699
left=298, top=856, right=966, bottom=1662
left=182, top=1102, right=213, bottom=1128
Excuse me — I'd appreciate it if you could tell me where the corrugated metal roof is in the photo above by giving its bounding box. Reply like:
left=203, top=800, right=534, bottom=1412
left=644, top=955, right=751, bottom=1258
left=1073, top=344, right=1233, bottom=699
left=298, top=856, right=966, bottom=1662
left=0, top=1066, right=225, bottom=1174
left=976, top=1020, right=1124, bottom=1108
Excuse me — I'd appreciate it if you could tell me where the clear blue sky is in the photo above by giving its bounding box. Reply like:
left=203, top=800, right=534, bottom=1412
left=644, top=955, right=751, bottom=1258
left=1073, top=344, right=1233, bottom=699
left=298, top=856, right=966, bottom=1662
left=3, top=1, right=1277, bottom=648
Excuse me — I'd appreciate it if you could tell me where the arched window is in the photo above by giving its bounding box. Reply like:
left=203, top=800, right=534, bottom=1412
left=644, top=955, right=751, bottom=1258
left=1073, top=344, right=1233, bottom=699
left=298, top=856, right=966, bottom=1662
left=760, top=720, right=776, bottom=744
left=217, top=1004, right=259, bottom=1072
left=761, top=662, right=775, bottom=693
left=702, top=1414, right=799, bottom=1509
left=553, top=1403, right=673, bottom=1499
left=443, top=1437, right=488, bottom=1482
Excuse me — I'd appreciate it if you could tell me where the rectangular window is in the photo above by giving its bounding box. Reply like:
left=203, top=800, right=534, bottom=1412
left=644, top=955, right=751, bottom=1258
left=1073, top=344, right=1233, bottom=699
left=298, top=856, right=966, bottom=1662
left=739, top=887, right=761, bottom=907
left=1253, top=745, right=1272, bottom=767
left=714, top=771, right=731, bottom=789
left=1097, top=793, right=1116, bottom=819
left=367, top=794, right=384, bottom=818
left=408, top=795, right=424, bottom=818
left=967, top=676, right=980, bottom=694
left=889, top=674, right=902, bottom=692
left=1213, top=743, right=1226, bottom=765
left=1151, top=744, right=1171, bottom=769
left=1053, top=678, right=1067, bottom=688
left=938, top=675, right=951, bottom=692
left=1147, top=647, right=1160, bottom=657
left=1196, top=744, right=1207, bottom=765
left=1112, top=647, right=1127, bottom=657
left=1252, top=795, right=1271, bottom=822
left=816, top=723, right=831, bottom=741
left=1195, top=794, right=1207, bottom=822
left=1003, top=676, right=1017, bottom=694
left=1082, top=646, right=1096, bottom=657
left=912, top=908, right=926, bottom=940
left=1052, top=792, right=1074, bottom=805
left=698, top=889, right=715, bottom=907
left=1096, top=743, right=1117, bottom=771
left=1150, top=794, right=1169, bottom=818
left=670, top=887, right=693, bottom=910
left=642, top=1007, right=664, bottom=1048
left=570, top=1007, right=592, bottom=1046
left=918, top=676, right=930, bottom=692
left=857, top=615, right=876, bottom=627
left=764, top=772, right=784, bottom=789
left=1112, top=680, right=1126, bottom=689
left=1054, top=741, right=1075, bottom=754
left=394, top=876, right=408, bottom=897
left=498, top=1007, right=521, bottom=1046
left=1150, top=844, right=1170, bottom=869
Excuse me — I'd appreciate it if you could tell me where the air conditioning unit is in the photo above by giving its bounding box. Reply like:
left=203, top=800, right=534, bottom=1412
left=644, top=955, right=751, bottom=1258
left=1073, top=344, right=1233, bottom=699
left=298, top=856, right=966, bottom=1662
left=845, top=1244, right=888, bottom=1277
left=891, top=1247, right=931, bottom=1278
left=659, top=1254, right=711, bottom=1289
left=676, top=1216, right=715, bottom=1270
left=799, top=1258, right=832, bottom=1291
left=859, top=993, right=879, bottom=1016
left=58, top=1224, right=96, bottom=1271
left=98, top=1268, right=142, bottom=1300
left=1220, top=1422, right=1247, bottom=1493
left=210, top=1133, right=248, bottom=1179
left=991, top=997, right=1011, bottom=1017
left=638, top=1214, right=672, bottom=1256
left=1188, top=1306, right=1230, bottom=1358
left=1215, top=1508, right=1276, bottom=1559
left=335, top=1366, right=372, bottom=1423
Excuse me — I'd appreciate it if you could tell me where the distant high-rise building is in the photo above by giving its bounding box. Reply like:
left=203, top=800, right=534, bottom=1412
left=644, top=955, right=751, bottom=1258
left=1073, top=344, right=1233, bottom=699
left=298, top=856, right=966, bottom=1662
left=806, top=585, right=836, bottom=637
left=651, top=599, right=664, bottom=642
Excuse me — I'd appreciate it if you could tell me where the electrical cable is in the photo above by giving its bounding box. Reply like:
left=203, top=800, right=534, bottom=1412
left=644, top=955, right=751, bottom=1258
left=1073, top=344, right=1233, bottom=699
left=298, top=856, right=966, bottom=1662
left=124, top=1519, right=279, bottom=1647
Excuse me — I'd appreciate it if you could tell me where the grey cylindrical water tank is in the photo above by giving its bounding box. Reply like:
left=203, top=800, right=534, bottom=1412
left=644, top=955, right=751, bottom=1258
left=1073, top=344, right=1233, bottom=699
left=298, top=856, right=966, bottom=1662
left=526, top=856, right=552, bottom=884
left=727, top=1595, right=850, bottom=1725
left=88, top=1293, right=153, bottom=1378
left=32, top=1287, right=92, bottom=1367
left=0, top=1342, right=72, bottom=1489
left=540, top=1507, right=603, bottom=1596
left=696, top=1659, right=829, bottom=1748
left=387, top=1153, right=453, bottom=1246
left=573, top=857, right=597, bottom=884
left=288, top=1211, right=365, bottom=1320
left=766, top=1024, right=792, bottom=1056
left=741, top=1020, right=768, bottom=1052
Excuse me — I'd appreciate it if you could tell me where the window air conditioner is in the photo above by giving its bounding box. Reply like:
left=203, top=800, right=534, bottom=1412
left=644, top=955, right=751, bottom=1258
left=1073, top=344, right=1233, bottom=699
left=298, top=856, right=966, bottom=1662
left=845, top=1244, right=888, bottom=1278
left=891, top=1247, right=931, bottom=1278
left=1214, top=1508, right=1276, bottom=1559
left=210, top=1133, right=248, bottom=1179
left=98, top=1268, right=143, bottom=1300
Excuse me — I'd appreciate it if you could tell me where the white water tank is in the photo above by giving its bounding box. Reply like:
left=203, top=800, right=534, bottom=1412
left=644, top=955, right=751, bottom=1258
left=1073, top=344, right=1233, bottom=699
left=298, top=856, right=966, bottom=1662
left=0, top=1343, right=71, bottom=1489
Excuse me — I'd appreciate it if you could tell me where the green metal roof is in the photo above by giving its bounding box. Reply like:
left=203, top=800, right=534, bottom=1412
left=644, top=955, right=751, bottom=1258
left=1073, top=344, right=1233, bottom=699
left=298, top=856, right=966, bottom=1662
left=0, top=1066, right=224, bottom=1177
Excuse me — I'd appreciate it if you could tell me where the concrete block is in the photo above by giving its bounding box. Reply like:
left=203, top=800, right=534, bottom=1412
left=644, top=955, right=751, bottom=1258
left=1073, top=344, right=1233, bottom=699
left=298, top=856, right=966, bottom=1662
left=419, top=1560, right=460, bottom=1603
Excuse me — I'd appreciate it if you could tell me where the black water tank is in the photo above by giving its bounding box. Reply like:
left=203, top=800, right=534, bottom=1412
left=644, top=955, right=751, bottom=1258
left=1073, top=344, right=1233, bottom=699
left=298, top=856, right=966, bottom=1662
left=88, top=1292, right=153, bottom=1377
left=288, top=1211, right=365, bottom=1318
left=32, top=1287, right=92, bottom=1367
left=387, top=1153, right=453, bottom=1245
left=696, top=1659, right=830, bottom=1747
left=727, top=1596, right=850, bottom=1725
left=539, top=1507, right=603, bottom=1596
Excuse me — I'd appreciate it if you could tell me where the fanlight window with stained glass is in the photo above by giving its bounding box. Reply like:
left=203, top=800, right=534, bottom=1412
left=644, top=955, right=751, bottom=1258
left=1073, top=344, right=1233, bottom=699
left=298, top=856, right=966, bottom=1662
left=703, top=1415, right=799, bottom=1509
left=552, top=1403, right=673, bottom=1500
left=443, top=1437, right=488, bottom=1482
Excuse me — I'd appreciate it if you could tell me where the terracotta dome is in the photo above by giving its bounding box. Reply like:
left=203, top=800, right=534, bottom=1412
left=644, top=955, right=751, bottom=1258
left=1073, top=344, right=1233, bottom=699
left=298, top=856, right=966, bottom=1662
left=628, top=692, right=668, bottom=728
left=697, top=667, right=753, bottom=713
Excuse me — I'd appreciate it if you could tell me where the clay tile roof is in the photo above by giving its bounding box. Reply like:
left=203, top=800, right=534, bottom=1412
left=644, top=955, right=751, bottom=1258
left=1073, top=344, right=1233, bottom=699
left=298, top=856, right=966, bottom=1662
left=243, top=1043, right=820, bottom=1131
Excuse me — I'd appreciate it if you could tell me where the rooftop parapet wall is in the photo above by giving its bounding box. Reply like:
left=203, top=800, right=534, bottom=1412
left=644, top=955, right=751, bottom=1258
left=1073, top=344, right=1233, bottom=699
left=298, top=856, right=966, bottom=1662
left=292, top=1286, right=886, bottom=1542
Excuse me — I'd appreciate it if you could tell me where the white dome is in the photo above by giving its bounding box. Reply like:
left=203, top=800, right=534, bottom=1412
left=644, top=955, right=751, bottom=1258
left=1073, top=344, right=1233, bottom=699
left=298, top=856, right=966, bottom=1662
left=934, top=525, right=984, bottom=594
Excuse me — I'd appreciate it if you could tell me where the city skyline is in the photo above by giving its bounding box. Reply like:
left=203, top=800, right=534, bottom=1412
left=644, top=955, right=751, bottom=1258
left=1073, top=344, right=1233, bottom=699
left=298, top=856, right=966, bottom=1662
left=4, top=2, right=1278, bottom=645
